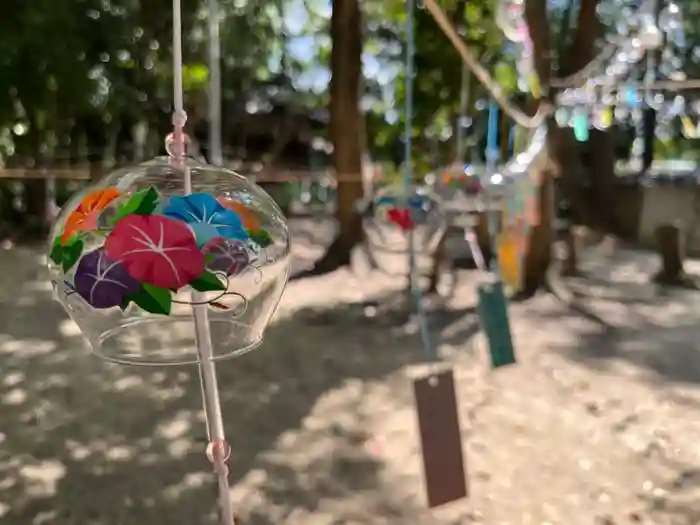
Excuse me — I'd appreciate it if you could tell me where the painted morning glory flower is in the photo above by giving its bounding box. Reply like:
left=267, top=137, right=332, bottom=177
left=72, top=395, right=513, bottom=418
left=105, top=214, right=204, bottom=290
left=163, top=193, right=249, bottom=246
left=374, top=195, right=397, bottom=207
left=74, top=248, right=141, bottom=308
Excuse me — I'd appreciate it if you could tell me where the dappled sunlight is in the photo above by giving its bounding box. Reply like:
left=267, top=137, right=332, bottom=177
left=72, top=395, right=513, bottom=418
left=6, top=221, right=700, bottom=523
left=0, top=225, right=445, bottom=524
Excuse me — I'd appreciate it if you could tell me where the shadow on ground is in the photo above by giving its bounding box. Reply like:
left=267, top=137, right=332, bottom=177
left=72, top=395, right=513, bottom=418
left=537, top=247, right=700, bottom=384
left=0, top=245, right=481, bottom=524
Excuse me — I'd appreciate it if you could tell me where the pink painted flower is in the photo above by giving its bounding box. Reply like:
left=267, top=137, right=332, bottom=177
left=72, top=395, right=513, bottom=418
left=105, top=214, right=204, bottom=290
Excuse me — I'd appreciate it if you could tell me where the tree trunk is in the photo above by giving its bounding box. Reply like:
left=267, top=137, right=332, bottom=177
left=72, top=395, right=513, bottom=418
left=652, top=223, right=692, bottom=287
left=520, top=160, right=554, bottom=295
left=561, top=225, right=584, bottom=276
left=299, top=0, right=364, bottom=276
left=517, top=0, right=614, bottom=295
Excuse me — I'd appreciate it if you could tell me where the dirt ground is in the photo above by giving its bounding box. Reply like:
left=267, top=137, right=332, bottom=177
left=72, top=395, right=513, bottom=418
left=3, top=219, right=700, bottom=524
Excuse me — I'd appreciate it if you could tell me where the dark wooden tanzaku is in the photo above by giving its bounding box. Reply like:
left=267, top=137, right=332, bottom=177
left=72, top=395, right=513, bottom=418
left=413, top=369, right=468, bottom=508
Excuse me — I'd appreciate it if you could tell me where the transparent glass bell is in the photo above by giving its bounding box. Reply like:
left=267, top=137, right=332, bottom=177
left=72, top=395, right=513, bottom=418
left=434, top=163, right=484, bottom=206
left=363, top=184, right=445, bottom=274
left=47, top=155, right=291, bottom=365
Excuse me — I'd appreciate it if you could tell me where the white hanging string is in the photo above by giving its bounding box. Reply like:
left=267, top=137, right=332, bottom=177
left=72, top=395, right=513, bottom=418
left=170, top=0, right=235, bottom=523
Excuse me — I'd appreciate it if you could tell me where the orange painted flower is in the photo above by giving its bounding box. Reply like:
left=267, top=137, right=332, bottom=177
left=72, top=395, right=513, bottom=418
left=217, top=197, right=260, bottom=231
left=62, top=187, right=121, bottom=243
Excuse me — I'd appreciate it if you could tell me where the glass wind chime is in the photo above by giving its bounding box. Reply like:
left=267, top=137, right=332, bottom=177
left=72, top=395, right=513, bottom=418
left=436, top=0, right=544, bottom=295
left=554, top=0, right=696, bottom=149
left=46, top=0, right=290, bottom=522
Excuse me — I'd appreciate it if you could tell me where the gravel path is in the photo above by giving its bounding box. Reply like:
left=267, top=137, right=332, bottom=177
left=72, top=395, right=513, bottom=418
left=1, top=220, right=700, bottom=524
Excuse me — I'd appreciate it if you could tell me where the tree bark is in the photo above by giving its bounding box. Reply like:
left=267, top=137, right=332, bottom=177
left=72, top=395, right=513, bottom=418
left=298, top=0, right=364, bottom=276
left=561, top=225, right=585, bottom=276
left=517, top=0, right=621, bottom=295
left=652, top=223, right=691, bottom=286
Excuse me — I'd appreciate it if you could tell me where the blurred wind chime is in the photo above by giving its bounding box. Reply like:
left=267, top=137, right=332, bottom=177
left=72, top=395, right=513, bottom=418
left=360, top=156, right=445, bottom=275
left=553, top=0, right=698, bottom=150
left=391, top=0, right=569, bottom=509
left=394, top=0, right=469, bottom=509
left=403, top=0, right=552, bottom=507
left=432, top=0, right=551, bottom=370
left=46, top=0, right=291, bottom=522
left=469, top=103, right=520, bottom=369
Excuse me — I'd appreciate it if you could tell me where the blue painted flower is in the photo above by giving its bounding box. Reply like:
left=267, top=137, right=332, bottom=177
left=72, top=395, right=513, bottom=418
left=163, top=193, right=249, bottom=246
left=375, top=195, right=397, bottom=207
left=407, top=195, right=428, bottom=211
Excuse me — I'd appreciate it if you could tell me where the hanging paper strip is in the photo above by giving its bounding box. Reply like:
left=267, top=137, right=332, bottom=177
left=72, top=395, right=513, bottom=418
left=525, top=187, right=540, bottom=226
left=497, top=227, right=522, bottom=291
left=477, top=281, right=516, bottom=368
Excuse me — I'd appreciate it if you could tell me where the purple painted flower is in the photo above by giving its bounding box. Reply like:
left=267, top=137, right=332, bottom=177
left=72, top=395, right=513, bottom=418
left=203, top=238, right=250, bottom=277
left=74, top=248, right=141, bottom=309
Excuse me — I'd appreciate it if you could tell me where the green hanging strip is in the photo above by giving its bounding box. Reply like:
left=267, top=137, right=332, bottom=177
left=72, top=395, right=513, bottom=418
left=478, top=281, right=517, bottom=368
left=573, top=113, right=589, bottom=142
left=476, top=102, right=516, bottom=369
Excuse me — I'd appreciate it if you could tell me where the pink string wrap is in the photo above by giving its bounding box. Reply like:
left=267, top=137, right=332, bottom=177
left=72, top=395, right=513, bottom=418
left=166, top=110, right=189, bottom=168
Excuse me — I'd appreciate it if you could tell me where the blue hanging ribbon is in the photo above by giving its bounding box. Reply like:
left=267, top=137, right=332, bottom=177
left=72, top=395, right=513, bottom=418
left=404, top=0, right=435, bottom=362
left=508, top=126, right=516, bottom=159
left=485, top=103, right=500, bottom=272
left=478, top=105, right=517, bottom=368
left=486, top=102, right=500, bottom=171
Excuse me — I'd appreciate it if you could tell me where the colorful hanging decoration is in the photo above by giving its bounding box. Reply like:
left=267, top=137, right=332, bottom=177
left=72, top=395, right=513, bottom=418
left=45, top=0, right=290, bottom=521
left=497, top=224, right=524, bottom=291
left=48, top=154, right=290, bottom=368
left=495, top=0, right=540, bottom=98
left=554, top=0, right=698, bottom=141
left=441, top=163, right=483, bottom=196
left=50, top=186, right=274, bottom=316
left=372, top=190, right=443, bottom=233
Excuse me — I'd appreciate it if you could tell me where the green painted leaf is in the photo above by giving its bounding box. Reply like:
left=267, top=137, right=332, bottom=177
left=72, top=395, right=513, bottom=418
left=61, top=239, right=83, bottom=272
left=50, top=238, right=63, bottom=265
left=189, top=271, right=226, bottom=292
left=127, top=283, right=172, bottom=315
left=249, top=229, right=272, bottom=248
left=113, top=187, right=158, bottom=224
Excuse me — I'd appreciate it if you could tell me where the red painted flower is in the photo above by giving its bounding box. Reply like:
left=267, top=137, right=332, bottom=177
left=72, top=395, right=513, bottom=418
left=104, top=214, right=205, bottom=290
left=387, top=208, right=415, bottom=231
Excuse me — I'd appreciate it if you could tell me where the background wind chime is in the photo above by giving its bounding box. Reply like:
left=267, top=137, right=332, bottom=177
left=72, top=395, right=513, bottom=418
left=553, top=0, right=699, bottom=153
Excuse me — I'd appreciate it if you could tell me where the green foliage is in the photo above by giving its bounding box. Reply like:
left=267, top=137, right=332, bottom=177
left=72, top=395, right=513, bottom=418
left=4, top=0, right=700, bottom=182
